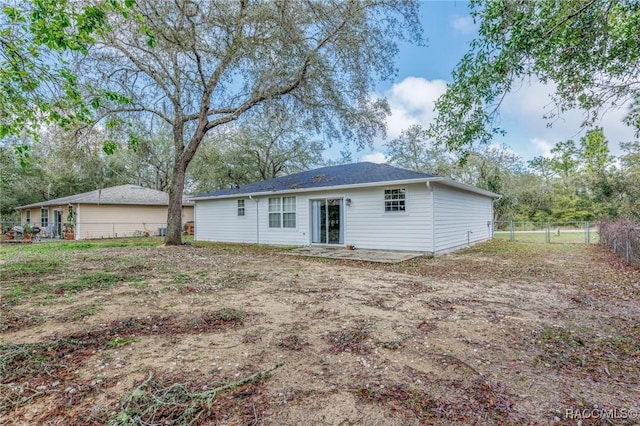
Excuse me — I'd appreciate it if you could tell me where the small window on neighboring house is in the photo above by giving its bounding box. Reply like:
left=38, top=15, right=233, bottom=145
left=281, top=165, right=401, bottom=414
left=384, top=189, right=406, bottom=212
left=41, top=208, right=49, bottom=227
left=237, top=199, right=245, bottom=216
left=25, top=210, right=31, bottom=224
left=268, top=196, right=296, bottom=228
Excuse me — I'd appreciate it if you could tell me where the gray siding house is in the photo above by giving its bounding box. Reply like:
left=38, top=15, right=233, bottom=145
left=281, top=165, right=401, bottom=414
left=191, top=162, right=500, bottom=255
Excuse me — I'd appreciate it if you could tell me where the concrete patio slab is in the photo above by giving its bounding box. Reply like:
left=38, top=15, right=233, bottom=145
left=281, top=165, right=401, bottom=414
left=284, top=246, right=425, bottom=264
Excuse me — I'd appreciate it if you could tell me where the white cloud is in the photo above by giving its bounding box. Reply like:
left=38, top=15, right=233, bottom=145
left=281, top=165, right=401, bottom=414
left=530, top=138, right=553, bottom=157
left=498, top=78, right=635, bottom=158
left=376, top=76, right=634, bottom=162
left=360, top=151, right=387, bottom=164
left=451, top=15, right=476, bottom=34
left=383, top=77, right=448, bottom=140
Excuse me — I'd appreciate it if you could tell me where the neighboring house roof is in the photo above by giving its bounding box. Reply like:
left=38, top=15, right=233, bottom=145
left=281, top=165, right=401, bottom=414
left=16, top=185, right=194, bottom=209
left=191, top=162, right=501, bottom=200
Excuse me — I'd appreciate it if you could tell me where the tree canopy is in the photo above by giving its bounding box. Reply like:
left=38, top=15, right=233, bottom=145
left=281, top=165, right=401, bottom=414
left=0, top=0, right=133, bottom=138
left=433, top=0, right=640, bottom=152
left=74, top=0, right=421, bottom=244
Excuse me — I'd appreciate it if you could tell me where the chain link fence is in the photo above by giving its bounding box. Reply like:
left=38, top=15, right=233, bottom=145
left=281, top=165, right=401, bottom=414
left=493, top=221, right=598, bottom=244
left=0, top=221, right=186, bottom=241
left=599, top=218, right=640, bottom=267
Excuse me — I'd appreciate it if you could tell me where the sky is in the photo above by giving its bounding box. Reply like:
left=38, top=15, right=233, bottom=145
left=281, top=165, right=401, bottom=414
left=355, top=1, right=636, bottom=165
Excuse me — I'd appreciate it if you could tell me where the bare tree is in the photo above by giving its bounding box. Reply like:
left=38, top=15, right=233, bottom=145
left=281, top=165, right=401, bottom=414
left=188, top=102, right=325, bottom=193
left=80, top=0, right=421, bottom=244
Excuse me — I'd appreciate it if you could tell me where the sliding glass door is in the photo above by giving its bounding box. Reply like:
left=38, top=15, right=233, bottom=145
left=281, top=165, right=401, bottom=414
left=311, top=199, right=343, bottom=244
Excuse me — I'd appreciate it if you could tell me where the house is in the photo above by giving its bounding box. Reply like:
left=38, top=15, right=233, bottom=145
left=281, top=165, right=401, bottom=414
left=191, top=162, right=500, bottom=255
left=15, top=185, right=194, bottom=240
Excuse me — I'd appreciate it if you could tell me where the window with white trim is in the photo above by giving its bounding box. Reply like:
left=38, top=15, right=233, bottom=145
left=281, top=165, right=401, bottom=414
left=237, top=199, right=245, bottom=216
left=384, top=188, right=406, bottom=212
left=40, top=208, right=49, bottom=227
left=282, top=196, right=296, bottom=228
left=268, top=196, right=296, bottom=228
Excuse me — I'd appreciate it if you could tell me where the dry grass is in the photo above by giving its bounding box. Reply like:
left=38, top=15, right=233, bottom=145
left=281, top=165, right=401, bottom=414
left=1, top=239, right=638, bottom=425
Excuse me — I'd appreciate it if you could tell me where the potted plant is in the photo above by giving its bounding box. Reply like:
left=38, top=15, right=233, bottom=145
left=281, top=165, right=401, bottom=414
left=64, top=207, right=75, bottom=240
left=64, top=222, right=75, bottom=240
left=23, top=223, right=32, bottom=241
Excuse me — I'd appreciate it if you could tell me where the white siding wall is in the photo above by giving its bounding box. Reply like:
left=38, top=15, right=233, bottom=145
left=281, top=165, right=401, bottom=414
left=342, top=183, right=432, bottom=251
left=433, top=184, right=493, bottom=254
left=195, top=198, right=258, bottom=243
left=195, top=183, right=434, bottom=251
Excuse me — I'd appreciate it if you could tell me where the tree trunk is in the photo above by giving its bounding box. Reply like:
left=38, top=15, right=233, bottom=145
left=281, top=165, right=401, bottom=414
left=165, top=162, right=187, bottom=246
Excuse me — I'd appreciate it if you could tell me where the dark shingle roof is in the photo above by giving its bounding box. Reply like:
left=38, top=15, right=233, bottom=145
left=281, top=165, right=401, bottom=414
left=193, top=162, right=438, bottom=198
left=16, top=185, right=194, bottom=209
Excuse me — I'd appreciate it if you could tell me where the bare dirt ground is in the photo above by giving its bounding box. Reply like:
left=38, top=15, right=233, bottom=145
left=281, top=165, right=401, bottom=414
left=1, top=239, right=639, bottom=425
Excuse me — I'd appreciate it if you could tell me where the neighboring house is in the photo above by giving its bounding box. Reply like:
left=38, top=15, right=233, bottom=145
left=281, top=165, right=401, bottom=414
left=191, top=162, right=500, bottom=255
left=15, top=185, right=194, bottom=240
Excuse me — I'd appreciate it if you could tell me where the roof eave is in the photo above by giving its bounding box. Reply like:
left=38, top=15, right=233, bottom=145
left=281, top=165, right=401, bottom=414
left=16, top=200, right=194, bottom=209
left=436, top=178, right=501, bottom=198
left=190, top=176, right=501, bottom=201
left=190, top=177, right=438, bottom=201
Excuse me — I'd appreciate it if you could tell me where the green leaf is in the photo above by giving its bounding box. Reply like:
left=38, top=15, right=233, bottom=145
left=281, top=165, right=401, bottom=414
left=102, top=140, right=118, bottom=155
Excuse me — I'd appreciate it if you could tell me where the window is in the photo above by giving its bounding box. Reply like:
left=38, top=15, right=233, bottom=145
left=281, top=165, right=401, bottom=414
left=282, top=196, right=296, bottom=228
left=268, top=196, right=296, bottom=228
left=237, top=199, right=245, bottom=216
left=25, top=210, right=31, bottom=224
left=268, top=198, right=281, bottom=228
left=41, top=208, right=49, bottom=227
left=384, top=188, right=406, bottom=212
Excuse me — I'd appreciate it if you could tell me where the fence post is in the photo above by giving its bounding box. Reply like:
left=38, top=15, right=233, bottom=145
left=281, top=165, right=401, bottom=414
left=584, top=221, right=588, bottom=244
left=626, top=232, right=631, bottom=262
left=545, top=222, right=550, bottom=243
left=510, top=221, right=514, bottom=241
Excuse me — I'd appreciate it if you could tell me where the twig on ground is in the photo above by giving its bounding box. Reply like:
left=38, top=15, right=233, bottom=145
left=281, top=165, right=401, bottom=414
left=109, top=361, right=284, bottom=425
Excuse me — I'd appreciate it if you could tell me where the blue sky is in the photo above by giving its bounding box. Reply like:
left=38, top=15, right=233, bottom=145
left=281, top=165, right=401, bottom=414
left=356, top=1, right=635, bottom=164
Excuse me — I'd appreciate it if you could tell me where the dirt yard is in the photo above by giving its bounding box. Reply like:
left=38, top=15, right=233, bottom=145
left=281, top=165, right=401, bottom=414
left=1, top=239, right=638, bottom=425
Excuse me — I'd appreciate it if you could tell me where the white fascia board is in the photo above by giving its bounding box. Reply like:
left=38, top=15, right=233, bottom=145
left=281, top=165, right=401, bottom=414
left=189, top=178, right=434, bottom=202
left=435, top=178, right=501, bottom=198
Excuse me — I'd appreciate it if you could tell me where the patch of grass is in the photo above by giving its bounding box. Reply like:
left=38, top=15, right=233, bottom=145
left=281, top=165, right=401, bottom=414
left=204, top=307, right=246, bottom=323
left=4, top=283, right=53, bottom=306
left=536, top=325, right=586, bottom=366
left=494, top=231, right=599, bottom=244
left=106, top=337, right=138, bottom=348
left=193, top=241, right=284, bottom=255
left=172, top=272, right=193, bottom=285
left=0, top=259, right=60, bottom=281
left=0, top=237, right=164, bottom=258
left=216, top=271, right=258, bottom=288
left=70, top=304, right=101, bottom=320
left=128, top=281, right=148, bottom=290
left=56, top=272, right=126, bottom=293
left=461, top=239, right=573, bottom=256
left=533, top=323, right=640, bottom=382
